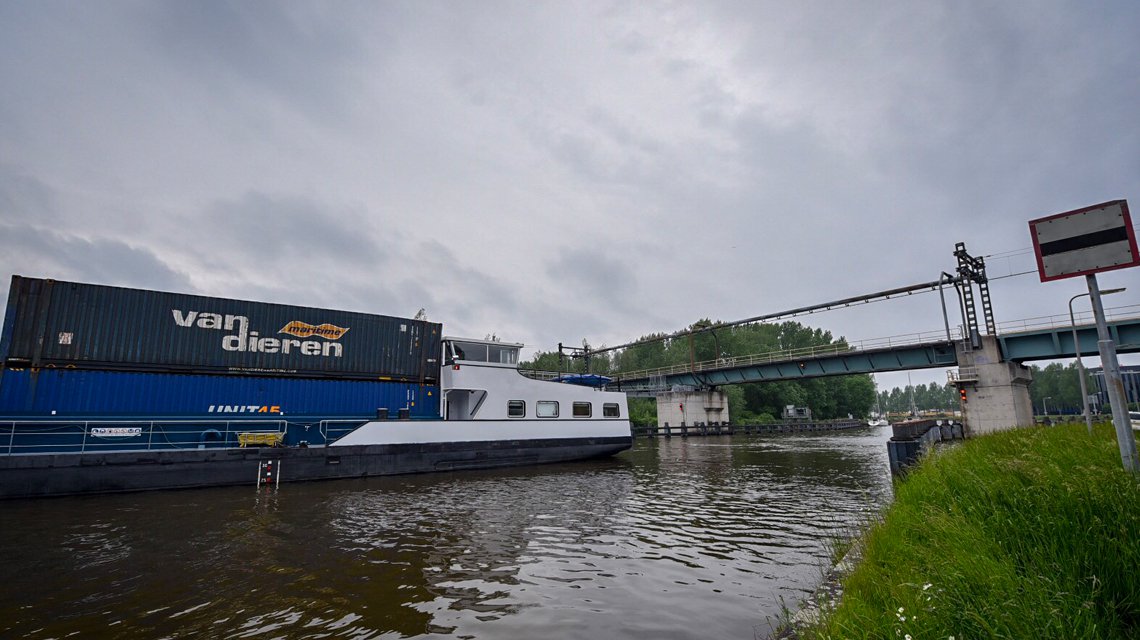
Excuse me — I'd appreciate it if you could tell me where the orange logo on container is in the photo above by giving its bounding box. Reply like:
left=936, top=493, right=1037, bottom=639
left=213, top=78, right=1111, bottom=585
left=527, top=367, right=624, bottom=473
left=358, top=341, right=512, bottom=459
left=279, top=321, right=350, bottom=340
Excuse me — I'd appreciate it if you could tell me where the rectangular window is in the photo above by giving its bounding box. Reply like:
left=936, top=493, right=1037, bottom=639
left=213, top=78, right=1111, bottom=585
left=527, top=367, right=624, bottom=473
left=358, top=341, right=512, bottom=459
left=603, top=403, right=620, bottom=417
left=508, top=400, right=526, bottom=418
left=537, top=401, right=559, bottom=418
left=573, top=402, right=592, bottom=418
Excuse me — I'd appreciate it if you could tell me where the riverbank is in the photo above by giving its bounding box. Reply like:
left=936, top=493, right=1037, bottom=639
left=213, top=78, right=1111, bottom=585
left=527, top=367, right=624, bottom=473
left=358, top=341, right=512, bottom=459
left=792, top=422, right=1140, bottom=639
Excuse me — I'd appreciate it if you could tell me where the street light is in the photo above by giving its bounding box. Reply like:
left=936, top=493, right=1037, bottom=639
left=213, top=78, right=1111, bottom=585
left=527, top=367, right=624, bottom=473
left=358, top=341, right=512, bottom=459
left=1043, top=396, right=1052, bottom=418
left=1070, top=287, right=1126, bottom=435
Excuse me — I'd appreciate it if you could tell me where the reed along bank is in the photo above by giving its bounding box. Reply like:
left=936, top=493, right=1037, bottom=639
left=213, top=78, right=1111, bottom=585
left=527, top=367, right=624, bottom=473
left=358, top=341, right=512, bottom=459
left=802, top=422, right=1140, bottom=639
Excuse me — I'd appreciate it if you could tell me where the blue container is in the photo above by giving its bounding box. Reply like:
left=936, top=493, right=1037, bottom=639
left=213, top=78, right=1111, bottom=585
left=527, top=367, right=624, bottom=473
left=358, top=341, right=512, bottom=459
left=1, top=276, right=442, bottom=382
left=0, top=367, right=439, bottom=420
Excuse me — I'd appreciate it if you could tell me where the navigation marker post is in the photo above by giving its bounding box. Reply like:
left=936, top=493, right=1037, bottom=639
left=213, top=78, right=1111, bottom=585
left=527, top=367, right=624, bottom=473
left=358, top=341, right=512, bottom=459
left=1030, top=199, right=1140, bottom=473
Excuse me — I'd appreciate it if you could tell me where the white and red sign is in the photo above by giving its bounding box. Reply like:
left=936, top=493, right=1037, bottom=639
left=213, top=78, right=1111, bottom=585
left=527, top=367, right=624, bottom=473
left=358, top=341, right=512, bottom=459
left=1029, top=199, right=1138, bottom=282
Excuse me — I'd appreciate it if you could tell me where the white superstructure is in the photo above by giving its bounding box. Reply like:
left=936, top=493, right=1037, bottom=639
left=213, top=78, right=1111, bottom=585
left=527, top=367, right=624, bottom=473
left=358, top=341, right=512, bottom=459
left=332, top=337, right=632, bottom=446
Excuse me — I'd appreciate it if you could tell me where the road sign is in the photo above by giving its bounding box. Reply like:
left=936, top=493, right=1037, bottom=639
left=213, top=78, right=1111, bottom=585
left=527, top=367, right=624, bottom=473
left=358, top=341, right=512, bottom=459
left=1029, top=199, right=1138, bottom=282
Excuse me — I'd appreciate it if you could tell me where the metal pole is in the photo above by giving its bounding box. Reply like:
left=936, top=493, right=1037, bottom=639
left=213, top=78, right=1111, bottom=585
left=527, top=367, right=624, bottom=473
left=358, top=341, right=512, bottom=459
left=938, top=273, right=953, bottom=341
left=1069, top=294, right=1093, bottom=435
left=1087, top=274, right=1139, bottom=474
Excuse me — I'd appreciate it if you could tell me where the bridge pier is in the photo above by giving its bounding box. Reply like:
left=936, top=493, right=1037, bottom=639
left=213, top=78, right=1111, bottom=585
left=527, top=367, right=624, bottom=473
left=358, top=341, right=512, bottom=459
left=954, top=336, right=1035, bottom=435
left=655, top=389, right=730, bottom=431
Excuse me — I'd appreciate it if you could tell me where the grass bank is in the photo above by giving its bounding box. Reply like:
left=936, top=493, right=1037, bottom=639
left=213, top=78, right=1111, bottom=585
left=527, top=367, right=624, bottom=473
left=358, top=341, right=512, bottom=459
left=805, top=423, right=1140, bottom=639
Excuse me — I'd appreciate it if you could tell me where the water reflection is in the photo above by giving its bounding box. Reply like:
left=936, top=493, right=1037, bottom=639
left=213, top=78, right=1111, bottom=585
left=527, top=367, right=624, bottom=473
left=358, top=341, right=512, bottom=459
left=0, top=427, right=892, bottom=639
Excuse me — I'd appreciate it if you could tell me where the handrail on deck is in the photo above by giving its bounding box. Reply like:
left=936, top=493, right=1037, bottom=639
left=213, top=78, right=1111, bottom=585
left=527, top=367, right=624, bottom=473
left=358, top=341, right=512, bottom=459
left=1, top=418, right=290, bottom=456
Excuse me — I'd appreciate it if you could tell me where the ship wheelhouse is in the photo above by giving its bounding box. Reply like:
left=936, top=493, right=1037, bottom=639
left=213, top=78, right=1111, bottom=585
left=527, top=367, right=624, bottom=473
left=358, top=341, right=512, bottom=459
left=439, top=337, right=627, bottom=424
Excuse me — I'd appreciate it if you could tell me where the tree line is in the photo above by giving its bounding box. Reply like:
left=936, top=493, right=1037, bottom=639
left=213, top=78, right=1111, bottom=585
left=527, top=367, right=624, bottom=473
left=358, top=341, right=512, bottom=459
left=1025, top=362, right=1099, bottom=415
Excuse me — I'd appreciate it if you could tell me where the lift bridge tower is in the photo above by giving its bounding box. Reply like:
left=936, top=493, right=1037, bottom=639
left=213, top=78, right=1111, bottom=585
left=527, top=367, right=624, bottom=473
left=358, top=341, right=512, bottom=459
left=948, top=242, right=1036, bottom=435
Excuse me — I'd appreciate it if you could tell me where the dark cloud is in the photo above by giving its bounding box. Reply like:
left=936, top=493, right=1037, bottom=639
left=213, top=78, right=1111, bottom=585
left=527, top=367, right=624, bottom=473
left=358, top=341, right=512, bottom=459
left=546, top=247, right=636, bottom=311
left=138, top=1, right=376, bottom=123
left=0, top=164, right=59, bottom=225
left=0, top=223, right=193, bottom=294
left=198, top=192, right=381, bottom=261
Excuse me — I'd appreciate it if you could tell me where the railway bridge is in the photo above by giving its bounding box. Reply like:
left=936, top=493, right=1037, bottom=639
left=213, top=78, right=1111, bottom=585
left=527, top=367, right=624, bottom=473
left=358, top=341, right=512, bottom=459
left=538, top=243, right=1140, bottom=435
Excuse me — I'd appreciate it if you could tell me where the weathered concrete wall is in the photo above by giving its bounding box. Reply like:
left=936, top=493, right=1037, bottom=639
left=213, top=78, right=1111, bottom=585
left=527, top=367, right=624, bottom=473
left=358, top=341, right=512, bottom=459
left=656, top=389, right=729, bottom=428
left=956, top=336, right=1034, bottom=435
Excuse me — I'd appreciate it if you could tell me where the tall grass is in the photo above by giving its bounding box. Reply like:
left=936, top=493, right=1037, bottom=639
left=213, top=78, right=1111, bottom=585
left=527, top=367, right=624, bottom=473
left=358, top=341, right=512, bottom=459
left=807, top=423, right=1140, bottom=639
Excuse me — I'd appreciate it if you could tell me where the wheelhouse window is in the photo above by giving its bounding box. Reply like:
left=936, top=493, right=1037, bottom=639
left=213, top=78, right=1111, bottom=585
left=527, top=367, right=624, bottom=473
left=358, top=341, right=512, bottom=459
left=537, top=401, right=559, bottom=418
left=508, top=400, right=526, bottom=418
left=603, top=403, right=620, bottom=417
left=572, top=402, right=592, bottom=418
left=446, top=339, right=520, bottom=364
left=488, top=344, right=518, bottom=365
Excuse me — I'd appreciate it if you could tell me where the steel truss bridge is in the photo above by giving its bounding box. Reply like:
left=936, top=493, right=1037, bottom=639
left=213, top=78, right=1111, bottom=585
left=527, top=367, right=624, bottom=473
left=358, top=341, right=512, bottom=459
left=598, top=306, right=1140, bottom=394
left=526, top=243, right=1140, bottom=394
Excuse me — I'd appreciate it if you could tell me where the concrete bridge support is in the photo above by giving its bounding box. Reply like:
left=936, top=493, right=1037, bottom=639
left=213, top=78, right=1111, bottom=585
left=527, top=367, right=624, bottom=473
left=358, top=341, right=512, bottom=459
left=954, top=336, right=1034, bottom=435
left=656, top=389, right=729, bottom=430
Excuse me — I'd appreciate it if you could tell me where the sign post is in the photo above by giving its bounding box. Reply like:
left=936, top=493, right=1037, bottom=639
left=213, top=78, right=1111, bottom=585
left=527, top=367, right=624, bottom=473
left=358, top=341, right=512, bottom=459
left=1029, top=199, right=1139, bottom=473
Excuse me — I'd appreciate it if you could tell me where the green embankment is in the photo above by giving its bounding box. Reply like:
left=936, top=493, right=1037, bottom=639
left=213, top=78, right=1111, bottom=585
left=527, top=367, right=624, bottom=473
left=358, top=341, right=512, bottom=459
left=808, top=423, right=1140, bottom=639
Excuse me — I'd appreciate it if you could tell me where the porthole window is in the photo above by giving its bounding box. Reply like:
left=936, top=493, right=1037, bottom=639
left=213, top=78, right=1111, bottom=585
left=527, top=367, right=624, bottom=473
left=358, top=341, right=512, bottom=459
left=508, top=400, right=526, bottom=418
left=603, top=403, right=620, bottom=417
left=537, top=401, right=559, bottom=418
left=572, top=402, right=592, bottom=418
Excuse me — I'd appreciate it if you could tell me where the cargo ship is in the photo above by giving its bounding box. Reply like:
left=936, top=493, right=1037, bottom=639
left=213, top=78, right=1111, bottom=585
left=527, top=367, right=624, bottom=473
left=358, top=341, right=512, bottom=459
left=0, top=277, right=632, bottom=498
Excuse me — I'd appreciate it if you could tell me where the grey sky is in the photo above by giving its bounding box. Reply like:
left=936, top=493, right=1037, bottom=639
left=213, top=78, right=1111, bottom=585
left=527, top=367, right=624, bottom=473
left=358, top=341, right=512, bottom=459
left=2, top=1, right=1138, bottom=391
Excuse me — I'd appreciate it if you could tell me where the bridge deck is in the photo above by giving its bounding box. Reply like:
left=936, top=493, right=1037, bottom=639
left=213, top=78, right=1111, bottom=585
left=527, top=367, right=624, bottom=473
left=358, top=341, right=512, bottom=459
left=996, top=311, right=1140, bottom=363
left=574, top=311, right=1140, bottom=392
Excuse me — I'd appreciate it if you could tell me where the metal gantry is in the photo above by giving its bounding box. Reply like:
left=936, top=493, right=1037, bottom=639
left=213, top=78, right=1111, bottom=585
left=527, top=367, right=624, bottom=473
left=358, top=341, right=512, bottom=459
left=954, top=242, right=995, bottom=347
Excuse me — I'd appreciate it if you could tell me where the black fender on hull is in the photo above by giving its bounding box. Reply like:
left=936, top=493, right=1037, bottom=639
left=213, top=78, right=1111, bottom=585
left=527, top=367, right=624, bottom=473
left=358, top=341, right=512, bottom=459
left=0, top=436, right=633, bottom=499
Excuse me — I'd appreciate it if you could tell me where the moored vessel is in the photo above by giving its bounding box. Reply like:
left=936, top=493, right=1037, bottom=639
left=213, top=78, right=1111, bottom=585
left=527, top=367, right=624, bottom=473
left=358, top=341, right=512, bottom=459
left=0, top=277, right=632, bottom=498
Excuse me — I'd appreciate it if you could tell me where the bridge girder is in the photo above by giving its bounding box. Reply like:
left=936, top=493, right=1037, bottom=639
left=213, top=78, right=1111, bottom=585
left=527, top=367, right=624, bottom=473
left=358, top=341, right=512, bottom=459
left=998, top=318, right=1140, bottom=362
left=605, top=317, right=1140, bottom=393
left=614, top=342, right=958, bottom=391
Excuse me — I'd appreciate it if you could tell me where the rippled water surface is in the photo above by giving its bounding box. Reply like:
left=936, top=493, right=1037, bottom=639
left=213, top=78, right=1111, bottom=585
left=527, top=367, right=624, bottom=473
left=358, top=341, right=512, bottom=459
left=0, top=428, right=893, bottom=639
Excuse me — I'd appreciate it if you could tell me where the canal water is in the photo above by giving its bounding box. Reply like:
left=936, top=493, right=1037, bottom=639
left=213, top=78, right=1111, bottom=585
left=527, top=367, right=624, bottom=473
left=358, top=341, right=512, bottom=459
left=0, top=427, right=893, bottom=639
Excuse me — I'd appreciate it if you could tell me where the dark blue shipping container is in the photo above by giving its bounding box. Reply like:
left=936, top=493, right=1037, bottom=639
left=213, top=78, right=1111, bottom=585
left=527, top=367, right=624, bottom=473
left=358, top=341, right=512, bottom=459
left=0, top=367, right=439, bottom=419
left=1, top=276, right=442, bottom=382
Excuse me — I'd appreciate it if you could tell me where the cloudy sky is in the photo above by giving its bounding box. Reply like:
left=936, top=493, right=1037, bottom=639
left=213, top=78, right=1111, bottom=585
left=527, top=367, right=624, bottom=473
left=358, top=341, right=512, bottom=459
left=2, top=1, right=1138, bottom=390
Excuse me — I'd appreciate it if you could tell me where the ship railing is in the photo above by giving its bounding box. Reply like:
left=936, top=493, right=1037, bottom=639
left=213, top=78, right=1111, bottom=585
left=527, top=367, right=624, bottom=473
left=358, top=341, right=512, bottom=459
left=318, top=420, right=372, bottom=444
left=0, top=419, right=290, bottom=456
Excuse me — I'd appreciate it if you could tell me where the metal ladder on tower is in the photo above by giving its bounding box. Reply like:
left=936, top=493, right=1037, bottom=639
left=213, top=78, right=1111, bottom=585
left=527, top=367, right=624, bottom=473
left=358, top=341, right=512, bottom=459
left=977, top=263, right=996, bottom=336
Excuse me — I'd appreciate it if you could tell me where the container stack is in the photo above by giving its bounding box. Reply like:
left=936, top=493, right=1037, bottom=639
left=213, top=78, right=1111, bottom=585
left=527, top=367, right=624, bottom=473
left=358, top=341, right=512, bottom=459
left=0, top=276, right=442, bottom=421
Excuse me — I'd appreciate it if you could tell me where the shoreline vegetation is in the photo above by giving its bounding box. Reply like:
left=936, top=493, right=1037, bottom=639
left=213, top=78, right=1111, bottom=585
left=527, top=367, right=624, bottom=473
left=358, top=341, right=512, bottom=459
left=784, top=422, right=1140, bottom=639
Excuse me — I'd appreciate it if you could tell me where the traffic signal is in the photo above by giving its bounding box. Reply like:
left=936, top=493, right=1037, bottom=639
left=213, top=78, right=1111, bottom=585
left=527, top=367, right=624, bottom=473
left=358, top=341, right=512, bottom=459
left=959, top=388, right=968, bottom=403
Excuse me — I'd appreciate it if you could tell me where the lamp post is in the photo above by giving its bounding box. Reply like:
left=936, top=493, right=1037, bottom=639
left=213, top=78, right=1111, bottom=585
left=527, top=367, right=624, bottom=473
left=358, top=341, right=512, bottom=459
left=1070, top=287, right=1125, bottom=435
left=1043, top=396, right=1052, bottom=419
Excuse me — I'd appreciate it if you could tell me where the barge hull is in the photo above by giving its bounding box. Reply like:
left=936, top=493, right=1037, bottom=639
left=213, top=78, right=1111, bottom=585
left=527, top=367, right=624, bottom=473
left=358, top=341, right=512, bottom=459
left=0, top=436, right=633, bottom=499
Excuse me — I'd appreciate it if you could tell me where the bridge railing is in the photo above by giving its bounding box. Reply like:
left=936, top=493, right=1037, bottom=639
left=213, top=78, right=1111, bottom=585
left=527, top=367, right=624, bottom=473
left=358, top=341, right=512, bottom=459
left=995, top=304, right=1140, bottom=335
left=608, top=327, right=962, bottom=384
left=947, top=367, right=978, bottom=383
